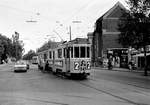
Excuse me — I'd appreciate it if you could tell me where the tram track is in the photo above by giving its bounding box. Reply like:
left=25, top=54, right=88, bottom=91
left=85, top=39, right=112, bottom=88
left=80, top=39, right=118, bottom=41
left=38, top=68, right=150, bottom=105
left=0, top=95, right=69, bottom=105
left=90, top=76, right=150, bottom=90
left=73, top=78, right=149, bottom=105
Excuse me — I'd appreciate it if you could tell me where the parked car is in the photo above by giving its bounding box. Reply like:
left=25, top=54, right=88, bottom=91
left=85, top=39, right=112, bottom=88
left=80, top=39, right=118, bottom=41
left=14, top=60, right=29, bottom=72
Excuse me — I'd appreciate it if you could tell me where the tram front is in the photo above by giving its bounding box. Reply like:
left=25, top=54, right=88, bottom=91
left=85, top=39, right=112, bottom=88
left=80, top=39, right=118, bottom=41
left=68, top=44, right=91, bottom=78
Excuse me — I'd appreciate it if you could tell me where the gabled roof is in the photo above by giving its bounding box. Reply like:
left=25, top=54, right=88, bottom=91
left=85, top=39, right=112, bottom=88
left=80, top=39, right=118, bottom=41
left=97, top=1, right=127, bottom=21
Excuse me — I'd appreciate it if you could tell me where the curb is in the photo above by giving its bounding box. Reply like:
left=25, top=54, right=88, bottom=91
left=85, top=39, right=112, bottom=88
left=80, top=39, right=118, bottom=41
left=92, top=67, right=146, bottom=73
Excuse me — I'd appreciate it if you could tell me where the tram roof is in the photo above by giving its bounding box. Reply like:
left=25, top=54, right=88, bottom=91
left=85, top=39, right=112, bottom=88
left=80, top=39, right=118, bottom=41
left=56, top=38, right=90, bottom=48
left=66, top=38, right=90, bottom=45
left=38, top=38, right=91, bottom=53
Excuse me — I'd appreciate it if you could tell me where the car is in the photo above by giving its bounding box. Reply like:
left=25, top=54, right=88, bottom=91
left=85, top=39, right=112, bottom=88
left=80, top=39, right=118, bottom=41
left=26, top=63, right=30, bottom=69
left=14, top=60, right=28, bottom=72
left=25, top=61, right=30, bottom=69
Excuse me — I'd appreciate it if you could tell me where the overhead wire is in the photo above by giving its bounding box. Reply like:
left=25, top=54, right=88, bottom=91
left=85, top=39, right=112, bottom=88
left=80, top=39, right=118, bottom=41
left=0, top=3, right=37, bottom=16
left=53, top=0, right=94, bottom=41
left=0, top=0, right=94, bottom=41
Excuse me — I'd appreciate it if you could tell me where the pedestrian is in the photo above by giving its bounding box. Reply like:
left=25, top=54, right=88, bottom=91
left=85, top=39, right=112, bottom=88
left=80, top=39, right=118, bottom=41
left=108, top=56, right=113, bottom=70
left=128, top=58, right=134, bottom=70
left=103, top=57, right=108, bottom=68
left=115, top=56, right=120, bottom=67
left=45, top=60, right=49, bottom=72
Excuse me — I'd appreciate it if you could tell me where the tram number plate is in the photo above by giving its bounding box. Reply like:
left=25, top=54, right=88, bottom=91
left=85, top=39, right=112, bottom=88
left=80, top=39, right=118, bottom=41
left=74, top=62, right=80, bottom=70
left=87, top=62, right=91, bottom=69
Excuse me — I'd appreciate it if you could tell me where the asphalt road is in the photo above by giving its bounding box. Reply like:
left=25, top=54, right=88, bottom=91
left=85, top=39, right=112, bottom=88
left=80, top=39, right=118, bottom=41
left=0, top=63, right=150, bottom=105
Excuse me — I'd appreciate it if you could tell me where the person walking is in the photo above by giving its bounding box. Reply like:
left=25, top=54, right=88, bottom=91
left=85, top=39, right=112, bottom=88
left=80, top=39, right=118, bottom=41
left=108, top=55, right=113, bottom=70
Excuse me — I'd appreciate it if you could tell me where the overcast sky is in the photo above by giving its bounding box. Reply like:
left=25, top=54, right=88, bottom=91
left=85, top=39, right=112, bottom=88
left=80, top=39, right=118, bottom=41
left=0, top=0, right=126, bottom=54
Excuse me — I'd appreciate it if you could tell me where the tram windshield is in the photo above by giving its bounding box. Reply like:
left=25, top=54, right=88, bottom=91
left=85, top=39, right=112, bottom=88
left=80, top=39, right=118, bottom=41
left=74, top=47, right=79, bottom=58
left=80, top=47, right=86, bottom=58
left=74, top=46, right=90, bottom=58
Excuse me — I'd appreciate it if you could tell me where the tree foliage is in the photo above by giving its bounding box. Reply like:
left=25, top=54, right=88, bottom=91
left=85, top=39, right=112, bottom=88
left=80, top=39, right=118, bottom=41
left=11, top=32, right=24, bottom=60
left=118, top=0, right=150, bottom=75
left=0, top=34, right=13, bottom=61
left=37, top=40, right=60, bottom=52
left=119, top=0, right=150, bottom=47
left=23, top=50, right=36, bottom=60
left=0, top=32, right=24, bottom=63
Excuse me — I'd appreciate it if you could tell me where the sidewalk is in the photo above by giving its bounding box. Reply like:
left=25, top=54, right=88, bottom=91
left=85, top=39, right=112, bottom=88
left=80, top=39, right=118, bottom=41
left=0, top=62, right=14, bottom=67
left=0, top=63, right=7, bottom=67
left=92, top=66, right=150, bottom=74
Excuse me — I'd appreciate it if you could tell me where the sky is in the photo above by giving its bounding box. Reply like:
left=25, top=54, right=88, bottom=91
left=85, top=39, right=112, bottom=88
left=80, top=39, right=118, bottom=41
left=0, top=0, right=126, bottom=54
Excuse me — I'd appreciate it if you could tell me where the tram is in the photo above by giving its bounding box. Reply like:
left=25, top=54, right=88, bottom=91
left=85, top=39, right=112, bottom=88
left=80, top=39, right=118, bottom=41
left=32, top=56, right=38, bottom=64
left=37, top=38, right=91, bottom=78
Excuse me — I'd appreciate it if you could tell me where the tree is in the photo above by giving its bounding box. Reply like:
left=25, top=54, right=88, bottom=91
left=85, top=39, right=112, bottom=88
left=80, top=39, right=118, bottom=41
left=118, top=0, right=150, bottom=76
left=0, top=32, right=24, bottom=63
left=12, top=32, right=24, bottom=60
left=0, top=34, right=14, bottom=63
left=37, top=40, right=60, bottom=52
left=23, top=50, right=36, bottom=60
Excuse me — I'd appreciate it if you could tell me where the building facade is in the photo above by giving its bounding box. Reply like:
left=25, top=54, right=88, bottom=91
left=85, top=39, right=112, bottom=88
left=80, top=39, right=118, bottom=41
left=93, top=2, right=128, bottom=67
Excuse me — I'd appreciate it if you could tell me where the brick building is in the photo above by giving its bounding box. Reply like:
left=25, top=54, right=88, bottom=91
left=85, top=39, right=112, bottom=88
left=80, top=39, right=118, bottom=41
left=93, top=2, right=128, bottom=67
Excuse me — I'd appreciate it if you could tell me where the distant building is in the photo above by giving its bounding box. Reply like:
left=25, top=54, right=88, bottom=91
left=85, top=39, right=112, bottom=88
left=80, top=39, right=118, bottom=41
left=87, top=32, right=93, bottom=44
left=87, top=32, right=95, bottom=65
left=93, top=2, right=128, bottom=67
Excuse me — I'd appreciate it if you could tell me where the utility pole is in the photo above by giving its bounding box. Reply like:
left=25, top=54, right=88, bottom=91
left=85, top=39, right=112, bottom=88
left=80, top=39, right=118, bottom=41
left=69, top=20, right=81, bottom=41
left=15, top=42, right=17, bottom=60
left=14, top=32, right=19, bottom=60
left=69, top=26, right=72, bottom=41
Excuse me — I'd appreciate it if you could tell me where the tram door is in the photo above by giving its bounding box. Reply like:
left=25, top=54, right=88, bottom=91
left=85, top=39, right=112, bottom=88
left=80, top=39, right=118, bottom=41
left=65, top=47, right=70, bottom=72
left=52, top=51, right=55, bottom=70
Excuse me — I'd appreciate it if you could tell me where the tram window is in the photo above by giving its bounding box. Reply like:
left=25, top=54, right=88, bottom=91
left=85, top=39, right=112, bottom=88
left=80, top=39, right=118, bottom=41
left=66, top=48, right=70, bottom=58
left=53, top=51, right=55, bottom=59
left=58, top=49, right=62, bottom=58
left=80, top=47, right=86, bottom=58
left=74, top=47, right=79, bottom=58
left=70, top=47, right=73, bottom=58
left=44, top=53, right=47, bottom=61
left=49, top=51, right=52, bottom=59
left=63, top=48, right=65, bottom=57
left=87, top=47, right=90, bottom=58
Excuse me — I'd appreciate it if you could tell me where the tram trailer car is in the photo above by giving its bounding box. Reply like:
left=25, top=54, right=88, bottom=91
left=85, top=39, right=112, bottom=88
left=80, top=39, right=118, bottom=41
left=37, top=50, right=49, bottom=70
left=38, top=38, right=91, bottom=78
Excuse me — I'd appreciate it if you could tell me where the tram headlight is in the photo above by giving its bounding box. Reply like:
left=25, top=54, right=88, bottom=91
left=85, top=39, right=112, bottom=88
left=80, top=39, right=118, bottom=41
left=74, top=62, right=80, bottom=70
